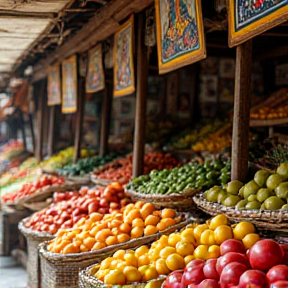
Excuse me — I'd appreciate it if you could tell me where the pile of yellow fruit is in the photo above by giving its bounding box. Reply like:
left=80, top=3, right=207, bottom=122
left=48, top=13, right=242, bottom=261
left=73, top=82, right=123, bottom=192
left=94, top=214, right=260, bottom=285
left=47, top=201, right=180, bottom=254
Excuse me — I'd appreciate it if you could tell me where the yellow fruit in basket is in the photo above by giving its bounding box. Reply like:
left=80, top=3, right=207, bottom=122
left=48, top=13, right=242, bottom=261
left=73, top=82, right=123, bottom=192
left=95, top=269, right=110, bottom=281
left=83, top=237, right=96, bottom=250
left=110, top=259, right=122, bottom=270
left=144, top=225, right=158, bottom=236
left=104, top=270, right=126, bottom=285
left=149, top=247, right=162, bottom=262
left=233, top=222, right=256, bottom=240
left=200, top=229, right=216, bottom=245
left=194, top=224, right=209, bottom=243
left=157, top=218, right=176, bottom=231
left=135, top=201, right=146, bottom=209
left=184, top=255, right=195, bottom=265
left=145, top=215, right=160, bottom=226
left=207, top=245, right=220, bottom=259
left=141, top=203, right=156, bottom=219
left=138, top=265, right=150, bottom=276
left=100, top=257, right=114, bottom=269
left=95, top=229, right=113, bottom=243
left=131, top=226, right=144, bottom=238
left=106, top=235, right=119, bottom=246
left=160, top=247, right=177, bottom=259
left=135, top=245, right=150, bottom=258
left=168, top=233, right=182, bottom=247
left=91, top=242, right=106, bottom=251
left=138, top=254, right=150, bottom=267
left=125, top=209, right=142, bottom=224
left=209, top=214, right=228, bottom=230
left=214, top=225, right=233, bottom=245
left=181, top=227, right=195, bottom=239
left=193, top=245, right=208, bottom=260
left=242, top=233, right=260, bottom=249
left=117, top=233, right=130, bottom=243
left=159, top=235, right=169, bottom=245
left=90, top=212, right=103, bottom=222
left=155, top=258, right=171, bottom=275
left=162, top=209, right=176, bottom=219
left=132, top=218, right=145, bottom=228
left=62, top=243, right=80, bottom=254
left=119, top=222, right=132, bottom=234
left=110, top=219, right=123, bottom=229
left=124, top=266, right=142, bottom=283
left=116, top=262, right=127, bottom=272
left=124, top=252, right=138, bottom=267
left=80, top=244, right=90, bottom=252
left=142, top=265, right=159, bottom=282
left=76, top=231, right=90, bottom=241
left=176, top=241, right=195, bottom=257
left=166, top=254, right=185, bottom=271
left=53, top=240, right=71, bottom=253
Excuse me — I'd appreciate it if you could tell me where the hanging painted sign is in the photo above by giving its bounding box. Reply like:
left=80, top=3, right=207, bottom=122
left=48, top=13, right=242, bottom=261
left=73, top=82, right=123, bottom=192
left=155, top=0, right=206, bottom=74
left=47, top=64, right=61, bottom=106
left=113, top=15, right=135, bottom=97
left=228, top=0, right=288, bottom=47
left=62, top=55, right=77, bottom=113
left=86, top=44, right=105, bottom=93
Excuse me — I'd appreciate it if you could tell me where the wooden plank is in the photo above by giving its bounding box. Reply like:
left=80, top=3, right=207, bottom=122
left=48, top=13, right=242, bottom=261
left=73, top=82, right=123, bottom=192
left=132, top=13, right=149, bottom=178
left=99, top=83, right=112, bottom=156
left=231, top=40, right=252, bottom=182
left=73, top=77, right=85, bottom=163
left=47, top=105, right=56, bottom=157
left=35, top=80, right=46, bottom=162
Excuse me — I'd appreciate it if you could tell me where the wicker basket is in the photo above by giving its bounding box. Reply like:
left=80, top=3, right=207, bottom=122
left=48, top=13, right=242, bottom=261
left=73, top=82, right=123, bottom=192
left=125, top=188, right=202, bottom=212
left=90, top=175, right=113, bottom=186
left=193, top=193, right=288, bottom=232
left=18, top=218, right=55, bottom=288
left=39, top=213, right=191, bottom=288
left=79, top=264, right=166, bottom=288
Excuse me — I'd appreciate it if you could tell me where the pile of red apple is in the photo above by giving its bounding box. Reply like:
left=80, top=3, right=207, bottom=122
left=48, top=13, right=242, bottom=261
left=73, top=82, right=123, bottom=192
left=24, top=182, right=130, bottom=234
left=163, top=239, right=288, bottom=288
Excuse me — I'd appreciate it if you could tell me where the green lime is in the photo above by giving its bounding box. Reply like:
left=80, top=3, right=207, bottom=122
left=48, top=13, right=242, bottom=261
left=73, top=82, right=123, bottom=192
left=266, top=174, right=284, bottom=191
left=243, top=180, right=260, bottom=199
left=264, top=196, right=285, bottom=210
left=254, top=170, right=270, bottom=187
left=238, top=186, right=245, bottom=198
left=223, top=195, right=241, bottom=207
left=235, top=199, right=248, bottom=210
left=275, top=181, right=288, bottom=199
left=281, top=204, right=288, bottom=210
left=256, top=188, right=272, bottom=203
left=227, top=180, right=243, bottom=195
left=217, top=190, right=227, bottom=204
left=245, top=200, right=261, bottom=210
left=247, top=194, right=257, bottom=202
left=277, top=162, right=288, bottom=181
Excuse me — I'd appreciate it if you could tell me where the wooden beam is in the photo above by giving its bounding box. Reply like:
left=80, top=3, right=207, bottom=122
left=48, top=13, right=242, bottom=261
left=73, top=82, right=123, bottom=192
left=28, top=114, right=35, bottom=152
left=35, top=80, right=46, bottom=162
left=73, top=77, right=85, bottom=163
left=99, top=83, right=112, bottom=156
left=47, top=105, right=56, bottom=157
left=231, top=40, right=252, bottom=182
left=255, top=45, right=288, bottom=61
left=132, top=13, right=149, bottom=178
left=19, top=110, right=27, bottom=150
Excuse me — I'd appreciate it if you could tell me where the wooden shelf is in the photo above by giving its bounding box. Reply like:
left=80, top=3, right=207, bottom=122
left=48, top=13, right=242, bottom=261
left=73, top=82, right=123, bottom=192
left=250, top=117, right=288, bottom=127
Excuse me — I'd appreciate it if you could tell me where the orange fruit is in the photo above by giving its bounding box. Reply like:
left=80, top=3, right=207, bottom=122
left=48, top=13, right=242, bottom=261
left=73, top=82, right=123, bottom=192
left=200, top=229, right=216, bottom=245
left=160, top=247, right=176, bottom=259
left=95, top=229, right=113, bottom=243
left=176, top=241, right=195, bottom=257
left=80, top=244, right=89, bottom=252
left=104, top=270, right=126, bottom=285
left=144, top=225, right=158, bottom=236
left=158, top=235, right=169, bottom=245
left=135, top=201, right=146, bottom=209
left=125, top=209, right=142, bottom=224
left=145, top=215, right=160, bottom=226
left=166, top=254, right=185, bottom=271
left=95, top=269, right=110, bottom=281
left=131, top=226, right=144, bottom=238
left=168, top=233, right=181, bottom=247
left=100, top=257, right=114, bottom=269
left=155, top=258, right=171, bottom=275
left=116, top=262, right=128, bottom=272
left=142, top=265, right=158, bottom=282
left=193, top=245, right=208, bottom=260
left=161, top=209, right=176, bottom=219
left=194, top=224, right=209, bottom=243
left=207, top=245, right=220, bottom=259
left=184, top=255, right=195, bottom=265
left=92, top=242, right=106, bottom=251
left=138, top=254, right=150, bottom=267
left=132, top=218, right=145, bottom=228
left=209, top=214, right=228, bottom=230
left=157, top=218, right=176, bottom=231
left=110, top=259, right=121, bottom=270
left=124, top=253, right=138, bottom=267
left=113, top=250, right=126, bottom=260
left=214, top=225, right=233, bottom=245
left=83, top=237, right=96, bottom=250
left=117, top=233, right=130, bottom=243
left=62, top=243, right=80, bottom=254
left=90, top=212, right=103, bottom=222
left=138, top=264, right=150, bottom=276
left=105, top=235, right=119, bottom=246
left=123, top=266, right=142, bottom=283
left=135, top=245, right=149, bottom=258
left=110, top=219, right=123, bottom=229
left=140, top=203, right=156, bottom=219
left=111, top=227, right=119, bottom=236
left=119, top=223, right=131, bottom=234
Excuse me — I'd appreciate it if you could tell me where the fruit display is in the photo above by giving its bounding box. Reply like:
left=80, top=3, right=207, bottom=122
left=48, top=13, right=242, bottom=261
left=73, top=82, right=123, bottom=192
left=24, top=183, right=129, bottom=234
left=93, top=152, right=180, bottom=185
left=91, top=214, right=261, bottom=285
left=127, top=159, right=231, bottom=194
left=204, top=161, right=288, bottom=211
left=250, top=88, right=288, bottom=120
left=162, top=239, right=288, bottom=288
left=1, top=174, right=65, bottom=203
left=47, top=200, right=181, bottom=254
left=57, top=154, right=116, bottom=177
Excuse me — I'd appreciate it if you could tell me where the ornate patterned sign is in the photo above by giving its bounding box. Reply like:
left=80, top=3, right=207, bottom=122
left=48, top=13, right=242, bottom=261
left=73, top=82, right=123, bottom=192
left=47, top=63, right=61, bottom=106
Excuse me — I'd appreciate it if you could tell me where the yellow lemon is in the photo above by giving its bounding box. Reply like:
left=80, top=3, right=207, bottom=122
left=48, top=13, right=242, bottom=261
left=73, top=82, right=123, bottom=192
left=193, top=245, right=208, bottom=260
left=176, top=241, right=195, bottom=257
left=166, top=254, right=185, bottom=271
left=214, top=225, right=233, bottom=245
left=242, top=233, right=260, bottom=250
left=233, top=222, right=256, bottom=240
left=209, top=214, right=228, bottom=230
left=200, top=229, right=216, bottom=245
left=207, top=245, right=220, bottom=259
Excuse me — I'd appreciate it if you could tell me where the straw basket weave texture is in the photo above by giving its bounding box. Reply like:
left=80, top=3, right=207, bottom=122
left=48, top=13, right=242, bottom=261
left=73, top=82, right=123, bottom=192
left=39, top=213, right=191, bottom=288
left=193, top=193, right=288, bottom=231
left=18, top=218, right=55, bottom=288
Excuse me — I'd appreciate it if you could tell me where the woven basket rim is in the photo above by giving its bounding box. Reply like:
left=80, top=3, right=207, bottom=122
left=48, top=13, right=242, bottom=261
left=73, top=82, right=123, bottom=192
left=39, top=212, right=192, bottom=262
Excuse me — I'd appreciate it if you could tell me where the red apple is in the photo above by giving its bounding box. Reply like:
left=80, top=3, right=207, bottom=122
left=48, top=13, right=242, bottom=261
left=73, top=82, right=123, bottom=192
left=203, top=259, right=219, bottom=281
left=249, top=239, right=283, bottom=271
left=216, top=252, right=250, bottom=275
left=238, top=269, right=268, bottom=288
left=198, top=279, right=220, bottom=288
left=271, top=280, right=288, bottom=288
left=164, top=270, right=184, bottom=287
left=266, top=265, right=288, bottom=285
left=220, top=239, right=246, bottom=255
left=219, top=262, right=248, bottom=288
left=185, top=259, right=205, bottom=270
left=182, top=265, right=205, bottom=286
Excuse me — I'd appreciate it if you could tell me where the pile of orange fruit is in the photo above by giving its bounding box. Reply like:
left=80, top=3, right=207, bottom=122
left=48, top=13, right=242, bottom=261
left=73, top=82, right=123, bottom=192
left=47, top=201, right=180, bottom=254
left=94, top=214, right=260, bottom=285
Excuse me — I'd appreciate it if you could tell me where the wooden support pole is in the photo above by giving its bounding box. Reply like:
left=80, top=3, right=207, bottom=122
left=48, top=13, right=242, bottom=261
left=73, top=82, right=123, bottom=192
left=231, top=40, right=252, bottom=182
left=132, top=13, right=149, bottom=178
left=19, top=110, right=27, bottom=150
left=47, top=105, right=56, bottom=157
left=28, top=114, right=36, bottom=153
left=73, top=77, right=85, bottom=163
left=36, top=80, right=46, bottom=162
left=99, top=83, right=112, bottom=156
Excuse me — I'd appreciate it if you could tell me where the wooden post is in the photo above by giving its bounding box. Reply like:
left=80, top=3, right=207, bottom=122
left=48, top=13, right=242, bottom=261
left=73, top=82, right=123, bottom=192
left=231, top=40, right=252, bottom=182
left=73, top=77, right=85, bottom=163
left=132, top=13, right=149, bottom=178
left=47, top=105, right=56, bottom=157
left=28, top=114, right=36, bottom=153
left=36, top=80, right=46, bottom=162
left=99, top=83, right=112, bottom=156
left=19, top=110, right=27, bottom=150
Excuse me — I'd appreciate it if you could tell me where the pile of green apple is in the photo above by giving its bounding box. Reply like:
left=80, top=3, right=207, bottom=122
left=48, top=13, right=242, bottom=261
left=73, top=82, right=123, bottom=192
left=205, top=162, right=288, bottom=210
